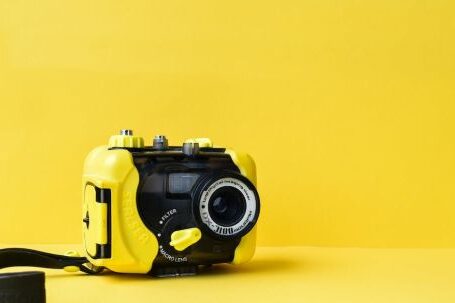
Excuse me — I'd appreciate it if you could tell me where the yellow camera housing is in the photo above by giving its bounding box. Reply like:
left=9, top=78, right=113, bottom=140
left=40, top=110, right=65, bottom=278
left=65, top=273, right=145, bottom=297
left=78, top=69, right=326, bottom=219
left=82, top=131, right=260, bottom=276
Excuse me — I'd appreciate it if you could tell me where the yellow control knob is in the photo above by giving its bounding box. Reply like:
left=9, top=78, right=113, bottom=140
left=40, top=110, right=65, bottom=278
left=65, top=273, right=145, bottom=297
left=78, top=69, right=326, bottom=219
left=184, top=138, right=213, bottom=148
left=108, top=129, right=144, bottom=148
left=169, top=228, right=202, bottom=251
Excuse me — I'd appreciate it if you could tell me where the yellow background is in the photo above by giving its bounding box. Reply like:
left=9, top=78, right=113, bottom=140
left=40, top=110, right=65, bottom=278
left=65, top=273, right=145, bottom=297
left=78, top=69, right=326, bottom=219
left=0, top=0, right=454, bottom=247
left=4, top=245, right=455, bottom=303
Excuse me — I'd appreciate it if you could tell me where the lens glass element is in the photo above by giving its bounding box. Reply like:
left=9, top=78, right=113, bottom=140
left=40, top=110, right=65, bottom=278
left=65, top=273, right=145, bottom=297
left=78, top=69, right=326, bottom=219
left=198, top=176, right=259, bottom=238
left=208, top=187, right=246, bottom=226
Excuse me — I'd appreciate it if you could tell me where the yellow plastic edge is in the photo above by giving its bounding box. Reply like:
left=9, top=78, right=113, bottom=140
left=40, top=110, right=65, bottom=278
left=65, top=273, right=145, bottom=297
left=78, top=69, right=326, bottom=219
left=82, top=146, right=158, bottom=273
left=108, top=135, right=144, bottom=148
left=225, top=149, right=258, bottom=265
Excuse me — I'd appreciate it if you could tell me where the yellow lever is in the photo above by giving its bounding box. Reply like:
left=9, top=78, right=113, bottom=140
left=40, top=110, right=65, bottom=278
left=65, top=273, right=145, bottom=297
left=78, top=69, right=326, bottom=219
left=169, top=228, right=202, bottom=251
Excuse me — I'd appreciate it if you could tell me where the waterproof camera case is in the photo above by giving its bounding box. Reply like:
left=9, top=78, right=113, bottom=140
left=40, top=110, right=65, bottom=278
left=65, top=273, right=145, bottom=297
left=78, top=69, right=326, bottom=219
left=0, top=130, right=260, bottom=277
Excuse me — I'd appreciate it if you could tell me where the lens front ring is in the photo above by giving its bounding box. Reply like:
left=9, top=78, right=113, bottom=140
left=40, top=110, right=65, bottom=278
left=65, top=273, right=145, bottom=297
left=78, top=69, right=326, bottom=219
left=193, top=174, right=260, bottom=239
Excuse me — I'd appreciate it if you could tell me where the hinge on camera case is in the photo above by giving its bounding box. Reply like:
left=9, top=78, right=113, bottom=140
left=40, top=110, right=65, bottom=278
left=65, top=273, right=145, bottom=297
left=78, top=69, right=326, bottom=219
left=83, top=184, right=112, bottom=259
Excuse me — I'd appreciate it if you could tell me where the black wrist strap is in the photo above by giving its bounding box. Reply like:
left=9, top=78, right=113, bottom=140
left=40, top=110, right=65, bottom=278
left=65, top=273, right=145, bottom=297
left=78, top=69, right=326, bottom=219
left=0, top=248, right=103, bottom=274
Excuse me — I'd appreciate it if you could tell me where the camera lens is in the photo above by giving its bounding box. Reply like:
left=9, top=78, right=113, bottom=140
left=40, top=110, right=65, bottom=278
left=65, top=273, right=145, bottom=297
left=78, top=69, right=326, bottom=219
left=208, top=188, right=246, bottom=226
left=196, top=175, right=260, bottom=238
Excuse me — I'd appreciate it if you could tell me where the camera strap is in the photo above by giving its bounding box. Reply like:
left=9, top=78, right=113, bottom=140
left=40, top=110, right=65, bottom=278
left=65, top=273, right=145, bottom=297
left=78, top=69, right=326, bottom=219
left=0, top=248, right=103, bottom=274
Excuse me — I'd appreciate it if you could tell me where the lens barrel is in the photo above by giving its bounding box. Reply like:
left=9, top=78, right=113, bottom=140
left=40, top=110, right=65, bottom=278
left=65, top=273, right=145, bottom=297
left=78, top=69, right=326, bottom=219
left=194, top=173, right=260, bottom=239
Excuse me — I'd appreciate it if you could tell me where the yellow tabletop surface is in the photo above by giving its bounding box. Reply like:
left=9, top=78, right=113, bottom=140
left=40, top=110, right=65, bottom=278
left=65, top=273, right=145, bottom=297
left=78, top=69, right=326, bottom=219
left=1, top=245, right=454, bottom=303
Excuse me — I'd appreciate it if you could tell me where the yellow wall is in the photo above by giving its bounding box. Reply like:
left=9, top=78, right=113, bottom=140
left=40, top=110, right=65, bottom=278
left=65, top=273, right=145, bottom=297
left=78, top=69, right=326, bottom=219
left=0, top=0, right=454, bottom=247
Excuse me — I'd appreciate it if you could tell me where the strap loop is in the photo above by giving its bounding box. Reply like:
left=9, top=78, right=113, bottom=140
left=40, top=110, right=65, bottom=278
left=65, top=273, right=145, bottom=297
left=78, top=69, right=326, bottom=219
left=0, top=248, right=103, bottom=274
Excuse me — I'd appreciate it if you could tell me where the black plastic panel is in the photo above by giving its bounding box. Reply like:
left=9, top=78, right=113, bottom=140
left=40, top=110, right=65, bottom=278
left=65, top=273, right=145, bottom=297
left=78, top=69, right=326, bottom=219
left=132, top=151, right=245, bottom=271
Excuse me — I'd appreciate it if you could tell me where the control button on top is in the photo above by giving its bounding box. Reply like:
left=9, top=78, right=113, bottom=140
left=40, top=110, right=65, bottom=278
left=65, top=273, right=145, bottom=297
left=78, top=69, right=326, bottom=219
left=182, top=142, right=200, bottom=156
left=153, top=135, right=168, bottom=150
left=108, top=129, right=144, bottom=148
